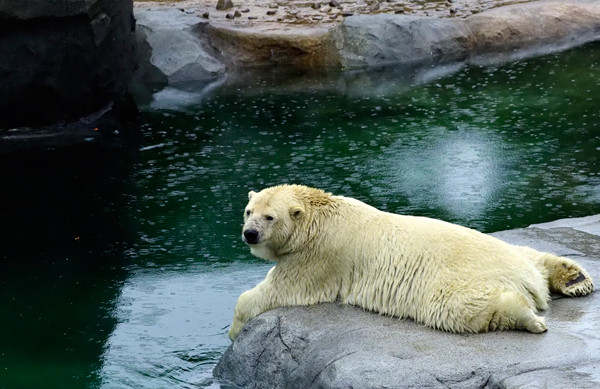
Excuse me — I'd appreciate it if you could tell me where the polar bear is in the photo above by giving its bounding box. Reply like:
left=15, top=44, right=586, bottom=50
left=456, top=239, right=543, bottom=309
left=228, top=184, right=594, bottom=340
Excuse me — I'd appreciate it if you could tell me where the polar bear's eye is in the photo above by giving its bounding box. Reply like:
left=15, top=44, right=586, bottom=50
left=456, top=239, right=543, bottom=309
left=265, top=215, right=274, bottom=221
left=246, top=209, right=251, bottom=216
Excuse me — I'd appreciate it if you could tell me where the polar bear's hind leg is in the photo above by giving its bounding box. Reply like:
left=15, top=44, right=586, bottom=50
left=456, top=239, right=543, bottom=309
left=485, top=291, right=547, bottom=334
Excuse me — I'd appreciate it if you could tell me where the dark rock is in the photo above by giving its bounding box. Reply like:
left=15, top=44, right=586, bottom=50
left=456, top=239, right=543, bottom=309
left=226, top=12, right=234, bottom=19
left=267, top=10, right=277, bottom=15
left=0, top=0, right=136, bottom=128
left=214, top=215, right=600, bottom=388
left=216, top=0, right=234, bottom=11
left=234, top=10, right=242, bottom=18
left=202, top=12, right=210, bottom=18
left=329, top=0, right=340, bottom=7
left=241, top=8, right=250, bottom=13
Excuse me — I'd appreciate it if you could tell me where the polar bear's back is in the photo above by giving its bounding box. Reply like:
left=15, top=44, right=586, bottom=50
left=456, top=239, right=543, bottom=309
left=332, top=196, right=548, bottom=331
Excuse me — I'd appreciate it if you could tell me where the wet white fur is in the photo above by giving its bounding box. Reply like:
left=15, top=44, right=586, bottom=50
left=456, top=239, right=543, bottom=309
left=229, top=185, right=594, bottom=340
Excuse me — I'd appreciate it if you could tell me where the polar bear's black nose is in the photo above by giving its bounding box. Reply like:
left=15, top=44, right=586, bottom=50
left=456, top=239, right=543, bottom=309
left=243, top=229, right=259, bottom=245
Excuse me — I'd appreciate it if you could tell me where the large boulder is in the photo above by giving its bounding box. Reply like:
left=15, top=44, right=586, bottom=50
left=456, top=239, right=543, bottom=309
left=133, top=6, right=226, bottom=86
left=214, top=215, right=600, bottom=388
left=205, top=24, right=331, bottom=68
left=467, top=0, right=600, bottom=56
left=325, top=0, right=600, bottom=68
left=0, top=0, right=136, bottom=128
left=326, top=15, right=474, bottom=68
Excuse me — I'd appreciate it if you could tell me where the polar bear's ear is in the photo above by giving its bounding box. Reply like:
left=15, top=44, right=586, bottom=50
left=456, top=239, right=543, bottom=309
left=248, top=190, right=257, bottom=200
left=290, top=206, right=304, bottom=219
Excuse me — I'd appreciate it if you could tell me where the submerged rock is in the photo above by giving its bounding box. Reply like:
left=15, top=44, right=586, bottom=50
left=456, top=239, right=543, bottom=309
left=214, top=215, right=600, bottom=388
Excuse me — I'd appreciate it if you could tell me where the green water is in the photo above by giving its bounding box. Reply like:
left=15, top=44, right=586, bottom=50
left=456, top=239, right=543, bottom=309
left=1, top=42, right=600, bottom=388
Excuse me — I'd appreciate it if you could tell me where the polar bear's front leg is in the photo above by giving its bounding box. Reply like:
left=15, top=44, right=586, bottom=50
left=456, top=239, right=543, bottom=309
left=229, top=285, right=272, bottom=340
left=228, top=267, right=284, bottom=340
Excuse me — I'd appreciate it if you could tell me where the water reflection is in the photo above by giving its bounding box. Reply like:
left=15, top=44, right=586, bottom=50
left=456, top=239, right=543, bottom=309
left=370, top=127, right=507, bottom=225
left=148, top=61, right=468, bottom=113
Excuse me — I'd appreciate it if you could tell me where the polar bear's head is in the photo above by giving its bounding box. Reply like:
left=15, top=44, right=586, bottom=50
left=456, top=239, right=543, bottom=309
left=241, top=185, right=306, bottom=261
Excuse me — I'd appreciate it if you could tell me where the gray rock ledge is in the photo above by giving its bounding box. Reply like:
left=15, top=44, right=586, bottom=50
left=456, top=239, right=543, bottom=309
left=325, top=0, right=600, bottom=68
left=134, top=0, right=600, bottom=84
left=214, top=215, right=600, bottom=388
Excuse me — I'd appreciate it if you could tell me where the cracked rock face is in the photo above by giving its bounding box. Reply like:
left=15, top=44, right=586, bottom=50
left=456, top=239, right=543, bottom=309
left=214, top=216, right=600, bottom=388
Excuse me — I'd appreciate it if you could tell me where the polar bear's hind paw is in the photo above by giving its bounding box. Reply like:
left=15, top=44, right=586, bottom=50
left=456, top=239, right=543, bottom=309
left=563, top=271, right=594, bottom=297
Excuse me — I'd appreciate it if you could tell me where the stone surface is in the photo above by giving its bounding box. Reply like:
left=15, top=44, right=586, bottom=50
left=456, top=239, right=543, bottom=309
left=327, top=15, right=473, bottom=68
left=214, top=215, right=600, bottom=388
left=0, top=0, right=136, bottom=128
left=467, top=0, right=600, bottom=55
left=325, top=0, right=600, bottom=68
left=205, top=23, right=331, bottom=67
left=133, top=7, right=226, bottom=86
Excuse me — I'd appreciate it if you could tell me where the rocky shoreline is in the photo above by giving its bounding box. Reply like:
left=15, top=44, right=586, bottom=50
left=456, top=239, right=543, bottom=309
left=134, top=0, right=600, bottom=86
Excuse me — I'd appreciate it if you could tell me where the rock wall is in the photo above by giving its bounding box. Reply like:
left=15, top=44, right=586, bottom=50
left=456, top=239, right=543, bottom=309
left=0, top=0, right=136, bottom=128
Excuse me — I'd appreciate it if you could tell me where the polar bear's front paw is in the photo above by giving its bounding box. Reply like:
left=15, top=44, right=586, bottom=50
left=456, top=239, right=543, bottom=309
left=228, top=322, right=243, bottom=341
left=525, top=316, right=548, bottom=334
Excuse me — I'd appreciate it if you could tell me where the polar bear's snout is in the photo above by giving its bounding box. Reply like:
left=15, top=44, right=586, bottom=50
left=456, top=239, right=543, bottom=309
left=243, top=229, right=260, bottom=245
